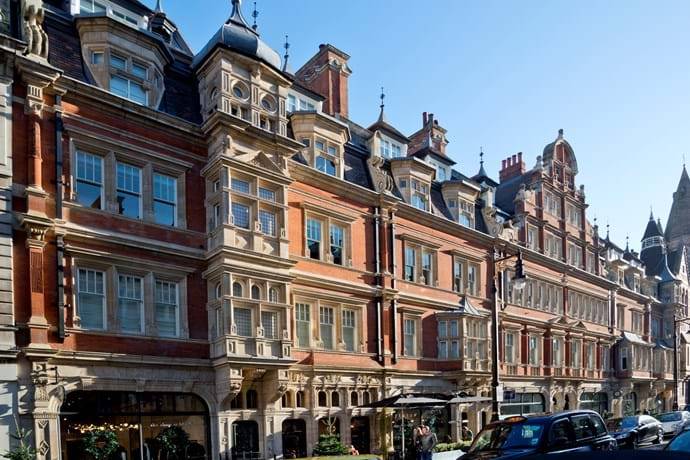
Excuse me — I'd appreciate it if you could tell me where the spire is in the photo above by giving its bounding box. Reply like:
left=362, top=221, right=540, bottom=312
left=282, top=34, right=291, bottom=73
left=625, top=235, right=630, bottom=252
left=377, top=87, right=387, bottom=123
left=665, top=165, right=690, bottom=247
left=228, top=0, right=251, bottom=29
left=649, top=207, right=654, bottom=221
left=154, top=0, right=163, bottom=13
left=252, top=1, right=259, bottom=31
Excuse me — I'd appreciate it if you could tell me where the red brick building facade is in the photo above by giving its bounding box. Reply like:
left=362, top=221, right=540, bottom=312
left=2, top=0, right=690, bottom=458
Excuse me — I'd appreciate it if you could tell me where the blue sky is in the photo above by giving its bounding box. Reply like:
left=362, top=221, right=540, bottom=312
left=147, top=0, right=690, bottom=250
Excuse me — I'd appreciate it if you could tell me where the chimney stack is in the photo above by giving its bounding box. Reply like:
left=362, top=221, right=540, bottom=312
left=499, top=152, right=526, bottom=182
left=295, top=43, right=352, bottom=118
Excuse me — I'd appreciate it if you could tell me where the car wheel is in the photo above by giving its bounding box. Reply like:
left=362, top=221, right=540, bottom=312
left=653, top=428, right=662, bottom=444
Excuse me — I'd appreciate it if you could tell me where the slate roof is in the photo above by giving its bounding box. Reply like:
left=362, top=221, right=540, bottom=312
left=410, top=146, right=457, bottom=166
left=43, top=2, right=201, bottom=123
left=494, top=173, right=529, bottom=215
left=642, top=214, right=663, bottom=240
left=665, top=166, right=690, bottom=246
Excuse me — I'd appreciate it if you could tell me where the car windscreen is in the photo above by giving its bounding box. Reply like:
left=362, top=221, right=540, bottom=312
left=659, top=413, right=682, bottom=422
left=469, top=422, right=545, bottom=452
left=606, top=417, right=637, bottom=430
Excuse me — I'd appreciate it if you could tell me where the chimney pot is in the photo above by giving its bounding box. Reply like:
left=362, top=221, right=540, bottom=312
left=518, top=152, right=523, bottom=162
left=502, top=159, right=507, bottom=169
left=423, top=112, right=427, bottom=125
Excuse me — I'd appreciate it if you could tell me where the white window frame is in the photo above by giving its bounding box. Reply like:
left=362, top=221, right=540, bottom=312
left=76, top=267, right=107, bottom=330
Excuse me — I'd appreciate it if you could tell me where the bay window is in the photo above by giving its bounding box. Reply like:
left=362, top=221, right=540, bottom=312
left=110, top=54, right=147, bottom=105
left=261, top=311, right=278, bottom=339
left=235, top=308, right=252, bottom=337
left=259, top=210, right=276, bottom=236
left=437, top=319, right=460, bottom=359
left=232, top=202, right=250, bottom=229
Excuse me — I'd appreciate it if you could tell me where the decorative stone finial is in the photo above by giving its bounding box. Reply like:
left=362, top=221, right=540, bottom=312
left=229, top=0, right=250, bottom=28
left=557, top=128, right=564, bottom=139
left=282, top=34, right=291, bottom=72
left=155, top=0, right=163, bottom=13
left=252, top=1, right=259, bottom=31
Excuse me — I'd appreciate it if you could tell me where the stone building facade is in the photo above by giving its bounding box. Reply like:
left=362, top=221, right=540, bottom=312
left=1, top=0, right=690, bottom=459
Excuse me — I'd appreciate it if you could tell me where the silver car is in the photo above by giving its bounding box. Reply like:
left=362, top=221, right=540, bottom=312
left=657, top=411, right=690, bottom=437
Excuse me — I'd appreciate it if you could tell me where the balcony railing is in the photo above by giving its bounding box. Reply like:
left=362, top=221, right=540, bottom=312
left=211, top=334, right=291, bottom=360
left=529, top=366, right=541, bottom=377
left=504, top=364, right=518, bottom=375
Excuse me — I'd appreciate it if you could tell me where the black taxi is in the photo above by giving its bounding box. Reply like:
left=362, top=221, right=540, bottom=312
left=460, top=411, right=617, bottom=459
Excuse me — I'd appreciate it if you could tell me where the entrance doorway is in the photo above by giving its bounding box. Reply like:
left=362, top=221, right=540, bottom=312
left=350, top=416, right=370, bottom=454
left=282, top=419, right=307, bottom=459
left=232, top=421, right=260, bottom=460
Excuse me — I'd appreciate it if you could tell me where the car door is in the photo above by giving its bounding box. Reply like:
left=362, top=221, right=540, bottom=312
left=641, top=416, right=656, bottom=442
left=547, top=417, right=584, bottom=454
left=587, top=414, right=612, bottom=450
left=570, top=414, right=598, bottom=451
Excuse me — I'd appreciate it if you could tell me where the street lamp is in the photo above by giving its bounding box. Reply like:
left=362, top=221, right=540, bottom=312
left=491, top=249, right=527, bottom=422
left=673, top=314, right=690, bottom=411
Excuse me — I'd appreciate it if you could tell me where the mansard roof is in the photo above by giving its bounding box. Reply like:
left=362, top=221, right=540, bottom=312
left=494, top=173, right=530, bottom=215
left=665, top=166, right=690, bottom=245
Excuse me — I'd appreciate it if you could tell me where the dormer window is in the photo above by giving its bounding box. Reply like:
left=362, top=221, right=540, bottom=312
left=287, top=94, right=315, bottom=113
left=109, top=53, right=147, bottom=105
left=457, top=199, right=474, bottom=228
left=410, top=179, right=429, bottom=211
left=80, top=0, right=106, bottom=13
left=380, top=139, right=403, bottom=159
left=314, top=138, right=338, bottom=177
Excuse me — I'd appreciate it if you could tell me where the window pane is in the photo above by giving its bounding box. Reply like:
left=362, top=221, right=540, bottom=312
left=153, top=173, right=176, bottom=203
left=235, top=308, right=252, bottom=337
left=111, top=54, right=127, bottom=70
left=259, top=210, right=276, bottom=236
left=296, top=303, right=310, bottom=347
left=316, top=156, right=336, bottom=176
left=118, top=275, right=143, bottom=333
left=261, top=311, right=277, bottom=339
left=155, top=280, right=178, bottom=337
left=232, top=203, right=250, bottom=229
left=78, top=269, right=105, bottom=330
left=307, top=218, right=321, bottom=259
left=320, top=307, right=334, bottom=350
left=129, top=82, right=146, bottom=105
left=231, top=178, right=250, bottom=193
left=330, top=225, right=344, bottom=265
left=110, top=75, right=129, bottom=98
left=259, top=187, right=276, bottom=201
left=75, top=151, right=103, bottom=209
left=132, top=62, right=147, bottom=79
left=342, top=310, right=355, bottom=352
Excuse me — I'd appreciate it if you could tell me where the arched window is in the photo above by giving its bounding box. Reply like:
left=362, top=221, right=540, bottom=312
left=363, top=391, right=371, bottom=405
left=350, top=391, right=359, bottom=407
left=246, top=389, right=258, bottom=409
left=215, top=282, right=223, bottom=300
left=269, top=287, right=279, bottom=303
left=296, top=391, right=305, bottom=408
left=230, top=393, right=242, bottom=410
left=318, top=391, right=328, bottom=407
left=331, top=391, right=340, bottom=407
left=232, top=282, right=243, bottom=297
left=281, top=392, right=292, bottom=408
left=251, top=285, right=261, bottom=300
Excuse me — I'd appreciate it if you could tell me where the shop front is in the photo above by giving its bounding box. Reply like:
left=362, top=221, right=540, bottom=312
left=60, top=391, right=210, bottom=460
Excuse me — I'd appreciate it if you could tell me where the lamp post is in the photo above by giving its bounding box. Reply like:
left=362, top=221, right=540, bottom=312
left=491, top=248, right=527, bottom=422
left=673, top=314, right=690, bottom=411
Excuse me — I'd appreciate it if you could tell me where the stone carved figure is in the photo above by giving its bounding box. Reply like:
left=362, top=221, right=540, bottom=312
left=23, top=2, right=48, bottom=59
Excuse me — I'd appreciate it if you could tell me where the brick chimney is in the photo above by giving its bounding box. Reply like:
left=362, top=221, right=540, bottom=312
left=295, top=44, right=352, bottom=118
left=499, top=152, right=526, bottom=182
left=408, top=112, right=449, bottom=156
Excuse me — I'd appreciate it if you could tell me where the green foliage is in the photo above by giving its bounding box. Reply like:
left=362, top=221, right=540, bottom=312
left=82, top=429, right=119, bottom=460
left=2, top=421, right=36, bottom=460
left=156, top=425, right=190, bottom=458
left=434, top=442, right=470, bottom=453
left=312, top=434, right=349, bottom=456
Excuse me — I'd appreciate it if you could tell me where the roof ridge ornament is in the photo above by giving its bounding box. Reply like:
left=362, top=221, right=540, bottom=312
left=228, top=0, right=251, bottom=29
left=377, top=87, right=387, bottom=123
left=252, top=1, right=259, bottom=31
left=154, top=0, right=163, bottom=13
left=282, top=34, right=291, bottom=73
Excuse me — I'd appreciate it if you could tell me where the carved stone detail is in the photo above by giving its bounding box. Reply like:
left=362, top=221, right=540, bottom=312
left=367, top=155, right=394, bottom=194
left=23, top=1, right=49, bottom=59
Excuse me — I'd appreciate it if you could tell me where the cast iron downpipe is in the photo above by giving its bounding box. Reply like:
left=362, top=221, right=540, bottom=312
left=55, top=94, right=65, bottom=340
left=374, top=206, right=383, bottom=363
left=390, top=211, right=397, bottom=364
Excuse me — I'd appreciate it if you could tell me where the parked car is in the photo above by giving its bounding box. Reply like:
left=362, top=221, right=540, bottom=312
left=605, top=415, right=663, bottom=448
left=658, top=411, right=690, bottom=437
left=460, top=410, right=616, bottom=459
left=666, top=426, right=690, bottom=453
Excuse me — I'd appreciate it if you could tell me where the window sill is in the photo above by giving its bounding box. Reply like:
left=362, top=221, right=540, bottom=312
left=65, top=327, right=198, bottom=343
left=292, top=346, right=374, bottom=357
left=65, top=201, right=198, bottom=235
